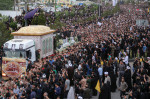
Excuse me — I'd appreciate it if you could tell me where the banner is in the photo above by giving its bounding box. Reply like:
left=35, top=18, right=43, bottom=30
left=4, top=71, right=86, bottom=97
left=2, top=57, right=26, bottom=78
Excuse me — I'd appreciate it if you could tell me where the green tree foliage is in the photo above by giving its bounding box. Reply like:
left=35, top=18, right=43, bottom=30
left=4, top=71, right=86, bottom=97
left=50, top=4, right=99, bottom=29
left=64, top=10, right=69, bottom=17
left=101, top=5, right=120, bottom=18
left=0, top=21, right=13, bottom=47
left=1, top=16, right=9, bottom=22
left=31, top=13, right=46, bottom=25
left=125, top=0, right=135, bottom=4
left=10, top=22, right=17, bottom=31
left=90, top=4, right=98, bottom=12
left=50, top=19, right=65, bottom=29
left=70, top=11, right=75, bottom=17
left=0, top=0, right=14, bottom=10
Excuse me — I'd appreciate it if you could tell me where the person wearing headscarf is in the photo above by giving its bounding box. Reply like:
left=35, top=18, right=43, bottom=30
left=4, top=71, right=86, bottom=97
left=104, top=72, right=111, bottom=99
left=99, top=83, right=110, bottom=99
left=124, top=66, right=132, bottom=91
left=109, top=70, right=117, bottom=92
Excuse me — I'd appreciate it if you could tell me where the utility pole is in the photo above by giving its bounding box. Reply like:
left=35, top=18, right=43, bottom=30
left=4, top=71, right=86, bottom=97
left=49, top=0, right=50, bottom=7
left=55, top=0, right=56, bottom=12
left=17, top=0, right=19, bottom=11
left=25, top=0, right=28, bottom=26
left=98, top=0, right=102, bottom=18
left=14, top=0, right=16, bottom=11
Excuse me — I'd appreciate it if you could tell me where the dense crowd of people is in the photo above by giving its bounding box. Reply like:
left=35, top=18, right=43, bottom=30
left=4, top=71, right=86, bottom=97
left=0, top=2, right=150, bottom=99
left=14, top=4, right=114, bottom=38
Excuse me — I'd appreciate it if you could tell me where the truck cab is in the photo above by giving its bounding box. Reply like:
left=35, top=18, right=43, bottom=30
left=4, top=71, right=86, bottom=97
left=2, top=39, right=36, bottom=79
left=3, top=39, right=36, bottom=62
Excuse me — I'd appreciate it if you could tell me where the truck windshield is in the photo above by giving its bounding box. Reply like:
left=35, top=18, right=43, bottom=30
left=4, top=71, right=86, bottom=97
left=3, top=50, right=26, bottom=58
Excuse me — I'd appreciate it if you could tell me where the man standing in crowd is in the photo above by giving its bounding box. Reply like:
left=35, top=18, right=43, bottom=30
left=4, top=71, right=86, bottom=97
left=118, top=77, right=128, bottom=99
left=123, top=53, right=129, bottom=65
left=36, top=49, right=41, bottom=62
left=64, top=76, right=70, bottom=98
left=98, top=64, right=103, bottom=86
left=54, top=83, right=61, bottom=99
left=118, top=60, right=126, bottom=86
left=104, top=72, right=111, bottom=85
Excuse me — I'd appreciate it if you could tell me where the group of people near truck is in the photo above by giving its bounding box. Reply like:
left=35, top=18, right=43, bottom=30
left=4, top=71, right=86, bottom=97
left=0, top=3, right=150, bottom=99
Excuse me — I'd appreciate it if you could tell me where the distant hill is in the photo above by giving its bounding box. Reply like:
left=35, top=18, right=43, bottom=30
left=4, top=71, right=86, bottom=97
left=0, top=0, right=14, bottom=10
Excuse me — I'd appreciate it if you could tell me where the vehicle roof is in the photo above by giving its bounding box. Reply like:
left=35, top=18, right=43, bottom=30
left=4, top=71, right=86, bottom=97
left=4, top=39, right=35, bottom=50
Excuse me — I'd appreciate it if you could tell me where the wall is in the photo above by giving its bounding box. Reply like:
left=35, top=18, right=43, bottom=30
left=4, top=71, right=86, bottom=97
left=0, top=10, right=22, bottom=18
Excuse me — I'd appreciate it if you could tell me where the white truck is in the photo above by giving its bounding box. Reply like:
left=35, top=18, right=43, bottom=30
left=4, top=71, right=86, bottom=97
left=2, top=25, right=55, bottom=80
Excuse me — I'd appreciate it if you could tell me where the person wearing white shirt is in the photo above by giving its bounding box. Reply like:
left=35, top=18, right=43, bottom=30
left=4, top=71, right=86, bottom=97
left=123, top=53, right=129, bottom=65
left=78, top=63, right=82, bottom=70
left=92, top=55, right=96, bottom=63
left=98, top=65, right=103, bottom=85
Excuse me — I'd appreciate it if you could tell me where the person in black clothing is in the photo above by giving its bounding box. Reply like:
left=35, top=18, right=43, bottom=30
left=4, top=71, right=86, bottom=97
left=110, top=70, right=117, bottom=92
left=0, top=52, right=2, bottom=65
left=27, top=60, right=32, bottom=71
left=99, top=83, right=111, bottom=99
left=36, top=85, right=42, bottom=99
left=0, top=46, right=3, bottom=67
left=124, top=66, right=132, bottom=92
left=36, top=49, right=41, bottom=62
left=54, top=83, right=61, bottom=99
left=26, top=84, right=31, bottom=99
left=20, top=90, right=27, bottom=99
left=91, top=71, right=98, bottom=96
left=5, top=89, right=10, bottom=99
left=131, top=43, right=137, bottom=58
left=68, top=66, right=74, bottom=86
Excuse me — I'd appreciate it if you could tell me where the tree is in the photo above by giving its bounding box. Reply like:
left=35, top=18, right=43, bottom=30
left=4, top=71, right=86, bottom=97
left=31, top=13, right=46, bottom=25
left=0, top=21, right=13, bottom=47
left=10, top=22, right=17, bottom=31
left=1, top=16, right=9, bottom=22
left=0, top=0, right=14, bottom=10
